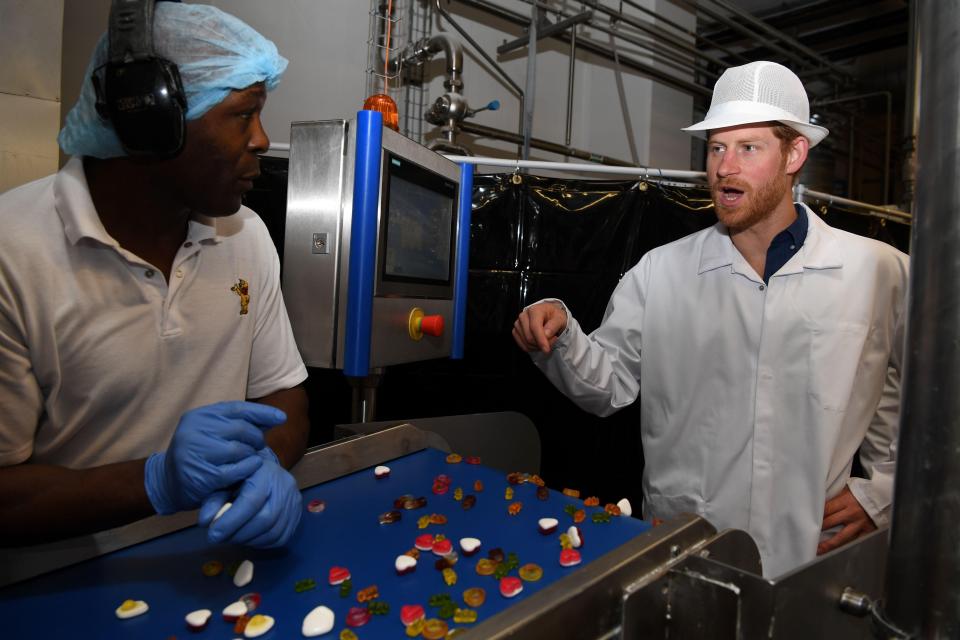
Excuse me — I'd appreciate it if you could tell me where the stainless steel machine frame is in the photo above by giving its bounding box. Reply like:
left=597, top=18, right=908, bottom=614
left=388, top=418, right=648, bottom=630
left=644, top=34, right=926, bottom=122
left=282, top=118, right=462, bottom=370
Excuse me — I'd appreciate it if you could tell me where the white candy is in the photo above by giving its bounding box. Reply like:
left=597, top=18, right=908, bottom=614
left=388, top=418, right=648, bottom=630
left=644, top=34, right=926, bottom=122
left=459, top=537, right=481, bottom=554
left=213, top=501, right=233, bottom=522
left=567, top=525, right=582, bottom=549
left=538, top=517, right=559, bottom=532
left=244, top=614, right=275, bottom=638
left=395, top=554, right=417, bottom=574
left=185, top=609, right=212, bottom=629
left=374, top=465, right=390, bottom=477
left=115, top=599, right=149, bottom=619
left=302, top=605, right=335, bottom=637
left=233, top=559, right=254, bottom=588
left=616, top=498, right=633, bottom=517
left=222, top=600, right=247, bottom=620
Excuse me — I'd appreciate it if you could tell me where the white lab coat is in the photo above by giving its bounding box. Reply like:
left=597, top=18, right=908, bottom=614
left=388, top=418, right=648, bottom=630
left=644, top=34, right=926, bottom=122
left=532, top=205, right=908, bottom=578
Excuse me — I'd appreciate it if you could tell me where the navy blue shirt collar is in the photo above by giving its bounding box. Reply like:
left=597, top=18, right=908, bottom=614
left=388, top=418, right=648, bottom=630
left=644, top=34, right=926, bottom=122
left=763, top=204, right=808, bottom=283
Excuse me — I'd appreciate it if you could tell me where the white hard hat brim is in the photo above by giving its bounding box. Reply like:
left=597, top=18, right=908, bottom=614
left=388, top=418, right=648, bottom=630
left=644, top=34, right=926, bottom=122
left=682, top=100, right=829, bottom=147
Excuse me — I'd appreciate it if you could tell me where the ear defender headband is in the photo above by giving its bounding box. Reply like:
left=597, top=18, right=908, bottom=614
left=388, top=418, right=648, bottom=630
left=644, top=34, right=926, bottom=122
left=92, top=0, right=187, bottom=157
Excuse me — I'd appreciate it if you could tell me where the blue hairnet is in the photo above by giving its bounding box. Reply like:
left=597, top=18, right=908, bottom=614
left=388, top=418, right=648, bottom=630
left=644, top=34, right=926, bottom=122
left=59, top=3, right=288, bottom=158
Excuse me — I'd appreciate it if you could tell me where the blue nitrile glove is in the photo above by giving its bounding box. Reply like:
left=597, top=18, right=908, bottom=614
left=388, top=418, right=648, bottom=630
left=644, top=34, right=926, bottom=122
left=198, top=447, right=302, bottom=548
left=144, top=401, right=288, bottom=515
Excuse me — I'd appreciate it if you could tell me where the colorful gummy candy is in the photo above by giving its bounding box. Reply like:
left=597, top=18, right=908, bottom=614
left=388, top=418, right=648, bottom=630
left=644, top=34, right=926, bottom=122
left=559, top=533, right=572, bottom=549
left=446, top=453, right=463, bottom=463
left=294, top=578, right=317, bottom=593
left=529, top=474, right=545, bottom=487
left=488, top=548, right=505, bottom=563
left=435, top=556, right=456, bottom=570
left=519, top=563, right=544, bottom=582
left=563, top=504, right=577, bottom=516
left=307, top=498, right=327, bottom=513
left=201, top=560, right=223, bottom=577
left=574, top=509, right=586, bottom=523
left=584, top=496, right=600, bottom=506
left=475, top=558, right=497, bottom=576
left=401, top=604, right=426, bottom=626
left=328, top=566, right=351, bottom=585
left=356, top=585, right=379, bottom=603
left=473, top=480, right=484, bottom=492
left=429, top=513, right=447, bottom=525
left=367, top=600, right=390, bottom=615
left=492, top=563, right=510, bottom=580
left=562, top=488, right=581, bottom=498
left=406, top=619, right=425, bottom=636
left=345, top=606, right=371, bottom=627
left=338, top=579, right=353, bottom=598
left=379, top=510, right=402, bottom=524
left=244, top=614, right=275, bottom=638
left=417, top=515, right=432, bottom=529
left=233, top=614, right=251, bottom=633
left=504, top=487, right=514, bottom=500
left=433, top=538, right=454, bottom=556
left=559, top=548, right=582, bottom=567
left=454, top=487, right=463, bottom=501
left=453, top=608, right=478, bottom=624
left=506, top=552, right=519, bottom=569
left=437, top=601, right=457, bottom=619
left=499, top=576, right=523, bottom=598
left=428, top=593, right=453, bottom=607
left=461, top=495, right=476, bottom=510
left=395, top=494, right=427, bottom=510
left=592, top=511, right=612, bottom=524
left=507, top=501, right=523, bottom=516
left=422, top=619, right=449, bottom=639
left=442, top=568, right=458, bottom=585
left=465, top=456, right=481, bottom=464
left=506, top=472, right=524, bottom=485
left=604, top=503, right=622, bottom=516
left=462, top=587, right=486, bottom=608
left=536, top=486, right=549, bottom=501
left=340, top=630, right=358, bottom=640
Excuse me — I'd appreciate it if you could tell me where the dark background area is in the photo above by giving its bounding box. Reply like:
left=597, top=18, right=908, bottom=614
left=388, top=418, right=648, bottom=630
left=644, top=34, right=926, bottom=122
left=246, top=156, right=910, bottom=511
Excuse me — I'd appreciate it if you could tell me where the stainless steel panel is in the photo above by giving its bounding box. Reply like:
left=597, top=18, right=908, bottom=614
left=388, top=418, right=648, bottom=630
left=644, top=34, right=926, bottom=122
left=465, top=514, right=720, bottom=639
left=369, top=296, right=454, bottom=367
left=283, top=120, right=350, bottom=368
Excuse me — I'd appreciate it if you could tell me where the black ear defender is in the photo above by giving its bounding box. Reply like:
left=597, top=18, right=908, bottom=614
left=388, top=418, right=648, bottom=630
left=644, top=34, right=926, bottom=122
left=92, top=0, right=187, bottom=157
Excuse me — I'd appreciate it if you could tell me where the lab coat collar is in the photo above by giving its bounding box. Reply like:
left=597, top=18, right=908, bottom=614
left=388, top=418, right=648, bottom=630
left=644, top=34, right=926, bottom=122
left=55, top=156, right=221, bottom=247
left=697, top=202, right=844, bottom=277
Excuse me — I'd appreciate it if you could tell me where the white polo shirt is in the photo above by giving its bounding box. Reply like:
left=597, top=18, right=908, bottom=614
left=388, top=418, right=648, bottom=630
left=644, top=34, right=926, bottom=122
left=0, top=157, right=307, bottom=469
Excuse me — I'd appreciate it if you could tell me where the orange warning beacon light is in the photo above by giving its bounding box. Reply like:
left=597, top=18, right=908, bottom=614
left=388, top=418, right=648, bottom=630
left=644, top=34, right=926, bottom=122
left=363, top=93, right=399, bottom=132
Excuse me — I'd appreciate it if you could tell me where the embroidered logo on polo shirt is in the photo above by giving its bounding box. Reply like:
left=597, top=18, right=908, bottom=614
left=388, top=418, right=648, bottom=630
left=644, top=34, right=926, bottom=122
left=231, top=278, right=250, bottom=315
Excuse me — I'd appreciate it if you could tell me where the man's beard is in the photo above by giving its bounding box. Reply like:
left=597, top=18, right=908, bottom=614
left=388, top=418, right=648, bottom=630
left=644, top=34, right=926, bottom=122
left=712, top=167, right=792, bottom=233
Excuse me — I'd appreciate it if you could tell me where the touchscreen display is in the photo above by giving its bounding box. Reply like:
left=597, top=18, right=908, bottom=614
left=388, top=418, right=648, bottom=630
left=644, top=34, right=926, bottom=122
left=383, top=155, right=457, bottom=284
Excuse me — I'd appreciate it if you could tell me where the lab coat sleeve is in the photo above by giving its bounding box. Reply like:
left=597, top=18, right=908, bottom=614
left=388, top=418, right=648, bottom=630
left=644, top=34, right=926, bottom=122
left=529, top=259, right=648, bottom=417
left=847, top=284, right=906, bottom=529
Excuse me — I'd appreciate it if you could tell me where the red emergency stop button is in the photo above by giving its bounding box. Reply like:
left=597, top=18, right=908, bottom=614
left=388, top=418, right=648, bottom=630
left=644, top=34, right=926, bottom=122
left=420, top=315, right=444, bottom=337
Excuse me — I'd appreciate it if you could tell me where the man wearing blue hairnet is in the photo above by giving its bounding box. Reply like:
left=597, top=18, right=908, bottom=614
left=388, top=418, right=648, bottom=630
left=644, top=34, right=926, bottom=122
left=0, top=3, right=308, bottom=549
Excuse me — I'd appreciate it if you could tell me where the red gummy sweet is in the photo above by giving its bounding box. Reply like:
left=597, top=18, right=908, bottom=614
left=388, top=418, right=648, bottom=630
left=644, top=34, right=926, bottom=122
left=499, top=576, right=523, bottom=598
left=400, top=604, right=426, bottom=626
left=432, top=538, right=453, bottom=556
left=239, top=592, right=261, bottom=613
left=328, top=566, right=351, bottom=585
left=345, top=606, right=371, bottom=628
left=415, top=534, right=435, bottom=551
left=559, top=548, right=582, bottom=567
left=465, top=456, right=481, bottom=464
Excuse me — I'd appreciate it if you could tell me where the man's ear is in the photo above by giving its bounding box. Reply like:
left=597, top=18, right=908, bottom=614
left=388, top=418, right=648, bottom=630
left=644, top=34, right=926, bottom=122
left=785, top=135, right=809, bottom=176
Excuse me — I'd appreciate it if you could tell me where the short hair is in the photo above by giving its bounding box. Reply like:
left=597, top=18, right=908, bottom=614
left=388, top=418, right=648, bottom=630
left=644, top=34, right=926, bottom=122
left=771, top=123, right=803, bottom=154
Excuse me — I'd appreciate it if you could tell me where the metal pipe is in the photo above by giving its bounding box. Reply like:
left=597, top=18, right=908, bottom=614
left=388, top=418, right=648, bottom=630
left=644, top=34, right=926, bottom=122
left=433, top=0, right=525, bottom=155
left=389, top=33, right=464, bottom=91
left=443, top=155, right=706, bottom=180
left=902, top=0, right=922, bottom=213
left=454, top=0, right=712, bottom=98
left=880, top=0, right=960, bottom=637
left=521, top=2, right=537, bottom=160
left=798, top=187, right=911, bottom=224
left=564, top=23, right=576, bottom=148
left=497, top=10, right=592, bottom=55
left=457, top=121, right=635, bottom=166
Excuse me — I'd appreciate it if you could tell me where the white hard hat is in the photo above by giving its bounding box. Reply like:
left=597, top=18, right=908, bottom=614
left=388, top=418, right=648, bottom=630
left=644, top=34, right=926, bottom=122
left=683, top=61, right=829, bottom=147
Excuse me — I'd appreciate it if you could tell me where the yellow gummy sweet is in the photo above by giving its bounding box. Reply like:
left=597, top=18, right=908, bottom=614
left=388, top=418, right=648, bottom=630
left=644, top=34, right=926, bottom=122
left=406, top=618, right=425, bottom=636
left=443, top=567, right=458, bottom=585
left=119, top=600, right=137, bottom=611
left=504, top=487, right=514, bottom=500
left=340, top=630, right=358, bottom=640
left=453, top=608, right=478, bottom=623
